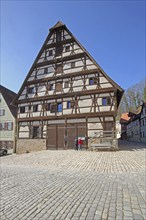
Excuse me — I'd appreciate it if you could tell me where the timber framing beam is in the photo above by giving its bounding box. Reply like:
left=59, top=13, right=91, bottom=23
left=35, top=52, right=85, bottom=68
left=18, top=111, right=116, bottom=122
left=45, top=38, right=74, bottom=49
left=17, top=88, right=116, bottom=104
left=26, top=69, right=99, bottom=85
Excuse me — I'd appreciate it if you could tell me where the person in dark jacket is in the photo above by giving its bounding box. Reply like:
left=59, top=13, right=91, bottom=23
left=74, top=138, right=78, bottom=151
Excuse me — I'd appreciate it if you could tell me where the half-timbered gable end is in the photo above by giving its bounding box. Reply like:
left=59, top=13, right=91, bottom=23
left=14, top=21, right=124, bottom=153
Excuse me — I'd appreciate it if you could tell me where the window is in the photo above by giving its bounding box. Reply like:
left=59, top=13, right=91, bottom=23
left=64, top=81, right=69, bottom=88
left=0, top=123, right=5, bottom=130
left=71, top=62, right=75, bottom=68
left=56, top=82, right=62, bottom=92
left=89, top=78, right=94, bottom=85
left=56, top=32, right=61, bottom=42
left=71, top=101, right=75, bottom=108
left=57, top=103, right=62, bottom=112
left=44, top=103, right=51, bottom=111
left=55, top=64, right=63, bottom=74
left=47, top=83, right=54, bottom=91
left=28, top=105, right=31, bottom=111
left=27, top=87, right=34, bottom=94
left=65, top=46, right=70, bottom=52
left=33, top=126, right=40, bottom=138
left=50, top=104, right=57, bottom=113
left=67, top=101, right=71, bottom=109
left=0, top=109, right=5, bottom=116
left=49, top=50, right=53, bottom=56
left=55, top=44, right=63, bottom=56
left=20, top=106, right=25, bottom=113
left=7, top=122, right=13, bottom=131
left=33, top=105, right=38, bottom=112
left=89, top=77, right=98, bottom=85
left=102, top=97, right=111, bottom=106
left=44, top=68, right=48, bottom=74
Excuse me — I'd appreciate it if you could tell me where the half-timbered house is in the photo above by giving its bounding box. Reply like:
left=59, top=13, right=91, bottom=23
left=13, top=21, right=124, bottom=153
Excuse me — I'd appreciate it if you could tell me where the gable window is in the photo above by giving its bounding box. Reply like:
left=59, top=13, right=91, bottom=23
left=65, top=46, right=70, bottom=52
left=102, top=97, right=111, bottom=106
left=89, top=77, right=98, bottom=85
left=33, top=105, right=38, bottom=112
left=57, top=103, right=63, bottom=112
left=44, top=67, right=48, bottom=74
left=56, top=32, right=61, bottom=42
left=55, top=64, right=63, bottom=74
left=67, top=101, right=71, bottom=109
left=89, top=78, right=94, bottom=85
left=71, top=62, right=75, bottom=68
left=56, top=82, right=62, bottom=92
left=27, top=87, right=34, bottom=94
left=55, top=44, right=63, bottom=56
left=0, top=123, right=5, bottom=130
left=49, top=50, right=53, bottom=56
left=64, top=81, right=69, bottom=88
left=20, top=106, right=25, bottom=113
left=0, top=109, right=5, bottom=116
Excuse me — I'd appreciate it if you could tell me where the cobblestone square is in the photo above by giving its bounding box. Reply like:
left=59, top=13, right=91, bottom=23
left=0, top=141, right=146, bottom=220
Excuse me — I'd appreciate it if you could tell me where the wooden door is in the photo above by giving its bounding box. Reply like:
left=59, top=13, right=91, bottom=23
left=47, top=125, right=57, bottom=149
left=77, top=123, right=86, bottom=149
left=67, top=124, right=76, bottom=149
left=58, top=125, right=65, bottom=149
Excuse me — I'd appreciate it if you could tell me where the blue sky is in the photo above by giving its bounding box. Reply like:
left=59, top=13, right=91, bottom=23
left=1, top=0, right=145, bottom=93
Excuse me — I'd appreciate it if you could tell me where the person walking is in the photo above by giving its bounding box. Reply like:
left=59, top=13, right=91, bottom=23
left=78, top=138, right=83, bottom=150
left=74, top=138, right=78, bottom=151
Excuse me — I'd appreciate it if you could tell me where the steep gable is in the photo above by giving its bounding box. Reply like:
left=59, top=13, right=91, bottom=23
left=13, top=21, right=124, bottom=106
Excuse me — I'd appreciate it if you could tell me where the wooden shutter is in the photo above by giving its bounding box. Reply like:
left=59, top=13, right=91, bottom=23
left=71, top=101, right=75, bottom=108
left=55, top=44, right=63, bottom=56
left=55, top=64, right=63, bottom=74
left=50, top=104, right=57, bottom=113
left=56, top=82, right=62, bottom=92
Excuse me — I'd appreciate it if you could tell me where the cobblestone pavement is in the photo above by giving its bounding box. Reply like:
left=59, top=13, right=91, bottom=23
left=0, top=141, right=146, bottom=220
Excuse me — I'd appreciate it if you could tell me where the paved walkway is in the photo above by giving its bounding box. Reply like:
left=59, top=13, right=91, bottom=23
left=0, top=141, right=146, bottom=220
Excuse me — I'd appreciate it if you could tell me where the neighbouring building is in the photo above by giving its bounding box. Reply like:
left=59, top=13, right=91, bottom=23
left=140, top=102, right=146, bottom=143
left=0, top=85, right=17, bottom=152
left=13, top=21, right=124, bottom=154
left=120, top=113, right=130, bottom=140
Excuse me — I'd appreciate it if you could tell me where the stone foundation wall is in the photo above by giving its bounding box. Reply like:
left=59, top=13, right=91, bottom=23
left=16, top=139, right=46, bottom=154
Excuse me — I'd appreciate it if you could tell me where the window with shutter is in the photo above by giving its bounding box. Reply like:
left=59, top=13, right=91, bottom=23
left=56, top=82, right=62, bottom=92
left=71, top=101, right=75, bottom=108
left=55, top=64, right=63, bottom=74
left=50, top=104, right=57, bottom=113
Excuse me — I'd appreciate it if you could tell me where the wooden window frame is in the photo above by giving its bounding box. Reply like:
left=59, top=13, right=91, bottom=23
left=27, top=87, right=34, bottom=94
left=49, top=50, right=53, bottom=56
left=20, top=106, right=25, bottom=113
left=71, top=62, right=75, bottom=68
left=33, top=105, right=38, bottom=112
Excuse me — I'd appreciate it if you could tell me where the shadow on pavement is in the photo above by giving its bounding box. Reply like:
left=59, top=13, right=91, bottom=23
left=118, top=140, right=146, bottom=151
